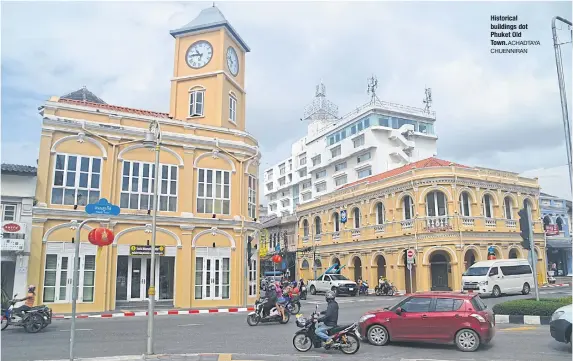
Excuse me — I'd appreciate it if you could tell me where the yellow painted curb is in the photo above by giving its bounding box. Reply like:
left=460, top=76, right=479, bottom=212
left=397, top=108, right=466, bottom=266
left=498, top=326, right=538, bottom=331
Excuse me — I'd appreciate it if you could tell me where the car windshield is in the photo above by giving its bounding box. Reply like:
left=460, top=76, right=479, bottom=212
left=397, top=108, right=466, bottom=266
left=329, top=275, right=349, bottom=281
left=464, top=267, right=490, bottom=276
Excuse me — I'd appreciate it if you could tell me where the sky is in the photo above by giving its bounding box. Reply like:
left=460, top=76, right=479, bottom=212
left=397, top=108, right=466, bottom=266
left=1, top=1, right=572, bottom=201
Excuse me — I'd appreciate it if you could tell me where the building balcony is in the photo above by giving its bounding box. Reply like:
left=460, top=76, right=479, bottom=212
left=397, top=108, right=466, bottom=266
left=297, top=215, right=543, bottom=246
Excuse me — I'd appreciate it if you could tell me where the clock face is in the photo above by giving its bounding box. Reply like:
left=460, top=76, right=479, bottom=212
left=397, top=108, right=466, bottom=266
left=226, top=46, right=239, bottom=76
left=186, top=41, right=213, bottom=69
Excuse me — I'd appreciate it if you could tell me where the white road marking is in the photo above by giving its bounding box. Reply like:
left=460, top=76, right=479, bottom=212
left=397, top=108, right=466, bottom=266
left=59, top=328, right=92, bottom=331
left=177, top=323, right=203, bottom=327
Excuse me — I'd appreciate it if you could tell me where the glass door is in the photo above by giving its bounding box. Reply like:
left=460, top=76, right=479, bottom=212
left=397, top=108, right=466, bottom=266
left=127, top=257, right=159, bottom=301
left=56, top=255, right=72, bottom=303
left=198, top=257, right=229, bottom=300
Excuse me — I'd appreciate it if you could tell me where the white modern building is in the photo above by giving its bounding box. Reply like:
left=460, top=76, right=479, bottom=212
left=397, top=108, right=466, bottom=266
left=263, top=82, right=438, bottom=217
left=1, top=164, right=37, bottom=297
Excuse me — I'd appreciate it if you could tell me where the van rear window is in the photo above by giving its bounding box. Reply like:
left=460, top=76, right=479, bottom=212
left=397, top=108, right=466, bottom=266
left=470, top=296, right=487, bottom=311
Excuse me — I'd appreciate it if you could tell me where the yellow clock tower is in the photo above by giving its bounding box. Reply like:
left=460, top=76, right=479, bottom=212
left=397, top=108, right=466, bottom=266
left=169, top=5, right=250, bottom=131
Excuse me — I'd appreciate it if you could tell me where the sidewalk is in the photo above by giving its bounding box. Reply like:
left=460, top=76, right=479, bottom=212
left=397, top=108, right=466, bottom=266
left=41, top=354, right=232, bottom=361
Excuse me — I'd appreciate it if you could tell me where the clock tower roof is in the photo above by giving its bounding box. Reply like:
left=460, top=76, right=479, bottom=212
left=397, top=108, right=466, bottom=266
left=169, top=5, right=250, bottom=53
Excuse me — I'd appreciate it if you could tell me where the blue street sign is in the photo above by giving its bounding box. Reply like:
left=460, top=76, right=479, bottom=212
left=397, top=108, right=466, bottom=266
left=85, top=198, right=120, bottom=216
left=487, top=246, right=495, bottom=254
left=340, top=210, right=348, bottom=223
left=275, top=244, right=280, bottom=252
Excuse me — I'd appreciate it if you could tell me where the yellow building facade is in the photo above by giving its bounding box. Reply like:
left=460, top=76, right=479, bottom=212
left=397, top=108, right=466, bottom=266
left=296, top=158, right=547, bottom=293
left=28, top=6, right=262, bottom=313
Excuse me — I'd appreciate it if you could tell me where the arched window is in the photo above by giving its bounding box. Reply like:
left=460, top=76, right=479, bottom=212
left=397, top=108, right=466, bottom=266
left=314, top=216, right=322, bottom=235
left=314, top=259, right=322, bottom=269
left=403, top=195, right=415, bottom=220
left=333, top=212, right=340, bottom=232
left=426, top=191, right=447, bottom=217
left=459, top=192, right=471, bottom=216
left=503, top=196, right=513, bottom=219
left=375, top=202, right=385, bottom=225
left=301, top=259, right=309, bottom=269
left=556, top=217, right=564, bottom=231
left=353, top=207, right=361, bottom=228
left=482, top=194, right=494, bottom=218
left=302, top=219, right=309, bottom=237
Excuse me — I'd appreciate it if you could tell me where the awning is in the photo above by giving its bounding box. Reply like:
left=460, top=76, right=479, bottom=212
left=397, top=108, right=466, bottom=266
left=546, top=239, right=573, bottom=249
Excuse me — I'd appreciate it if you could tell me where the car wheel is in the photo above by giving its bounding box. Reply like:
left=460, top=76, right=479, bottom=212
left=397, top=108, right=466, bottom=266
left=455, top=328, right=480, bottom=352
left=492, top=286, right=501, bottom=298
left=310, top=286, right=316, bottom=295
left=367, top=325, right=389, bottom=346
left=521, top=283, right=530, bottom=295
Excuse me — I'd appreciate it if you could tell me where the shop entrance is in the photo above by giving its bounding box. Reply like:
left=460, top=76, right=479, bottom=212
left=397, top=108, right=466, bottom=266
left=116, top=256, right=175, bottom=301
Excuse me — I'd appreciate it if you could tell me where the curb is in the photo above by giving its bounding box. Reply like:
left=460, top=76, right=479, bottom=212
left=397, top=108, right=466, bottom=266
left=541, top=283, right=571, bottom=288
left=52, top=307, right=255, bottom=320
left=495, top=314, right=551, bottom=325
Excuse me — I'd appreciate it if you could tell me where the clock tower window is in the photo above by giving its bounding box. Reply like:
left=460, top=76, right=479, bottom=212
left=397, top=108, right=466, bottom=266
left=189, top=87, right=205, bottom=117
left=229, top=92, right=237, bottom=123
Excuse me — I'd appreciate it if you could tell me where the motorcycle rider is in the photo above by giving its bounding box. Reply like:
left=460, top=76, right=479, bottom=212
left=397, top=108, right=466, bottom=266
left=262, top=283, right=278, bottom=317
left=315, top=290, right=339, bottom=347
left=378, top=276, right=390, bottom=292
left=12, top=285, right=36, bottom=318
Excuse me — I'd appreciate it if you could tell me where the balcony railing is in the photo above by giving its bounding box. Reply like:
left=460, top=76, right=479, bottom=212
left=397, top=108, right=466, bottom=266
left=297, top=215, right=545, bottom=245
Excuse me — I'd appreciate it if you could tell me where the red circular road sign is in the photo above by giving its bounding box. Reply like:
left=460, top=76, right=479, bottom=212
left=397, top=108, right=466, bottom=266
left=3, top=223, right=21, bottom=233
left=407, top=249, right=415, bottom=258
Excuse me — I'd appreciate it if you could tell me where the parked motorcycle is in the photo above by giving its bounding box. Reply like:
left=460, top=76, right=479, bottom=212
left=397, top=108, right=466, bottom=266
left=1, top=298, right=47, bottom=333
left=358, top=281, right=369, bottom=296
left=247, top=298, right=290, bottom=326
left=374, top=282, right=397, bottom=296
left=292, top=305, right=360, bottom=354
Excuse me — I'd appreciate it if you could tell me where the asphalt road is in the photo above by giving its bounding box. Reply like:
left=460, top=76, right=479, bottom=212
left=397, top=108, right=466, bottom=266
left=2, top=287, right=571, bottom=361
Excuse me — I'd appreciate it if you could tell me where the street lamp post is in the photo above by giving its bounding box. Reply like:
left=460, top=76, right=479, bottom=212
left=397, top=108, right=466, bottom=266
left=144, top=119, right=161, bottom=355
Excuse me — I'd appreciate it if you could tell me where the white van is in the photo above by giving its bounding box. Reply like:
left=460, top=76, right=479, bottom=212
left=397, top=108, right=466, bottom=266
left=462, top=259, right=535, bottom=297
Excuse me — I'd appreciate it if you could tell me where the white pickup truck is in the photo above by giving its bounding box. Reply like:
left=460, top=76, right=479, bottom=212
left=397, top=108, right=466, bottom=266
left=308, top=274, right=358, bottom=296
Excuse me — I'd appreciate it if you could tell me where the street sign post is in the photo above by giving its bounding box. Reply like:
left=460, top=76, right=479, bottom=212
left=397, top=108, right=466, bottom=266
left=70, top=199, right=120, bottom=361
left=340, top=210, right=347, bottom=224
left=406, top=249, right=415, bottom=293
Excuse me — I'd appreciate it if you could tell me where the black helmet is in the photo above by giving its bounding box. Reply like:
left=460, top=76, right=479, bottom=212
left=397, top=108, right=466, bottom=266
left=325, top=290, right=336, bottom=302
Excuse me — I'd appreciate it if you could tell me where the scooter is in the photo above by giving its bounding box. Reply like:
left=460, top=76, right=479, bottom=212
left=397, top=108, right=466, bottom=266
left=284, top=293, right=302, bottom=315
left=292, top=305, right=360, bottom=354
left=1, top=298, right=46, bottom=333
left=300, top=285, right=307, bottom=300
left=358, top=281, right=369, bottom=295
left=247, top=298, right=290, bottom=326
left=374, top=282, right=397, bottom=296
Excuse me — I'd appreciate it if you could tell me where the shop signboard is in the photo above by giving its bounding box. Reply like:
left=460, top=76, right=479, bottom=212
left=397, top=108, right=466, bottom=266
left=545, top=224, right=560, bottom=236
left=1, top=221, right=26, bottom=235
left=129, top=245, right=165, bottom=256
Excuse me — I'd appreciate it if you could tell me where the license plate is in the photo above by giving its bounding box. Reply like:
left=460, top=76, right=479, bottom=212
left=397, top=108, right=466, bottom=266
left=349, top=288, right=354, bottom=291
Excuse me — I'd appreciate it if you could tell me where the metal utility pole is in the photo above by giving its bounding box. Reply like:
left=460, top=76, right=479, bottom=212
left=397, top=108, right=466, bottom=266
left=526, top=203, right=540, bottom=302
left=145, top=119, right=161, bottom=355
left=552, top=16, right=573, bottom=197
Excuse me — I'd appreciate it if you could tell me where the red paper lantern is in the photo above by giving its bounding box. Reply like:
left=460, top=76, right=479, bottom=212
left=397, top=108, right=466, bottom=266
left=272, top=254, right=283, bottom=263
left=88, top=227, right=115, bottom=247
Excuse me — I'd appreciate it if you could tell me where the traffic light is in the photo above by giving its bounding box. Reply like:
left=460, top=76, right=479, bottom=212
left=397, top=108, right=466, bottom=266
left=247, top=236, right=253, bottom=261
left=518, top=208, right=531, bottom=250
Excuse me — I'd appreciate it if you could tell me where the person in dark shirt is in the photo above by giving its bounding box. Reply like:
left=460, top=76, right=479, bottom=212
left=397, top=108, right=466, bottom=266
left=315, top=290, right=338, bottom=346
left=262, top=283, right=277, bottom=317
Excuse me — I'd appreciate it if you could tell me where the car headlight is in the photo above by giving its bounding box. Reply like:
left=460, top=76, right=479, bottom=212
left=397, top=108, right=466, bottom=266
left=479, top=281, right=488, bottom=286
left=359, top=314, right=375, bottom=323
left=551, top=310, right=565, bottom=321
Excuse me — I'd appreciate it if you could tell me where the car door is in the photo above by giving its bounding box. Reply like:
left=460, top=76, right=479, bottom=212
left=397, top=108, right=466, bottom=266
left=390, top=296, right=433, bottom=340
left=319, top=275, right=330, bottom=292
left=425, top=297, right=466, bottom=341
left=488, top=266, right=503, bottom=291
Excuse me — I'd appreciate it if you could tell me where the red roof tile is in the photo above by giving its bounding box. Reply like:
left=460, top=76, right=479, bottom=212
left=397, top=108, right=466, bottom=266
left=341, top=157, right=470, bottom=189
left=57, top=98, right=171, bottom=119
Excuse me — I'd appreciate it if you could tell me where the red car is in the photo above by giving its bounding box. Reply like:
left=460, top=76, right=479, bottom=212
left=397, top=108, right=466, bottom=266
left=358, top=292, right=495, bottom=352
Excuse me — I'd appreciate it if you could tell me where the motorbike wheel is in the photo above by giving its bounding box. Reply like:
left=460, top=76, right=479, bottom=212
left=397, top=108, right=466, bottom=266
left=288, top=303, right=300, bottom=315
left=1, top=313, right=9, bottom=331
left=293, top=333, right=313, bottom=352
left=246, top=314, right=260, bottom=326
left=40, top=314, right=50, bottom=329
left=375, top=288, right=382, bottom=296
left=339, top=333, right=361, bottom=355
left=279, top=312, right=290, bottom=324
left=24, top=314, right=44, bottom=333
left=387, top=288, right=394, bottom=296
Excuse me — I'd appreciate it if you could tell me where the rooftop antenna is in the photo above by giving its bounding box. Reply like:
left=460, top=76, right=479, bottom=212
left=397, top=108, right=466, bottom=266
left=423, top=87, right=433, bottom=113
left=367, top=75, right=378, bottom=104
